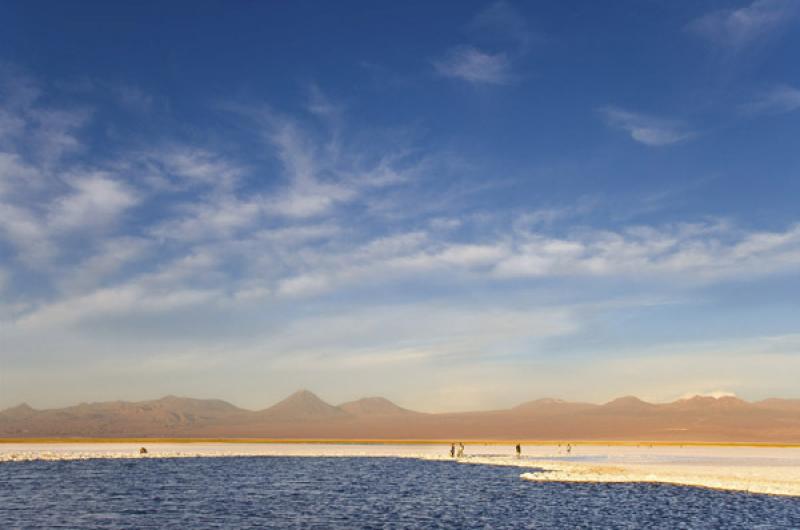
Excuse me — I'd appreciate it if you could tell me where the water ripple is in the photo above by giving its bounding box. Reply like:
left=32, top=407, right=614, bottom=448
left=1, top=457, right=799, bottom=529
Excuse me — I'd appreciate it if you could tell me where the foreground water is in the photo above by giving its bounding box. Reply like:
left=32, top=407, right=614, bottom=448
left=1, top=457, right=799, bottom=529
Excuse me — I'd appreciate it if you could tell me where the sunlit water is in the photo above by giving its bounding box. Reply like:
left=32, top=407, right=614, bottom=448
left=1, top=457, right=799, bottom=529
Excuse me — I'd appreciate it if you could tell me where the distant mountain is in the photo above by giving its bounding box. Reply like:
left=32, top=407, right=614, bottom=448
left=663, top=395, right=750, bottom=412
left=259, top=390, right=348, bottom=421
left=338, top=397, right=418, bottom=416
left=0, top=403, right=37, bottom=421
left=2, top=392, right=800, bottom=442
left=0, top=396, right=250, bottom=436
left=597, top=396, right=658, bottom=413
left=512, top=398, right=597, bottom=415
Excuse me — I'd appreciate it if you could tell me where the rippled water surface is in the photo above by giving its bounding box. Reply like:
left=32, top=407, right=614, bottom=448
left=1, top=457, right=799, bottom=529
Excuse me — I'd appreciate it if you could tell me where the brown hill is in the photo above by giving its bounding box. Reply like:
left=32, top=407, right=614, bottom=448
left=0, top=403, right=37, bottom=420
left=259, top=390, right=348, bottom=421
left=2, top=392, right=800, bottom=442
left=0, top=396, right=250, bottom=436
left=337, top=397, right=418, bottom=416
left=754, top=398, right=800, bottom=412
left=597, top=396, right=658, bottom=413
left=663, top=395, right=750, bottom=412
left=512, top=398, right=597, bottom=415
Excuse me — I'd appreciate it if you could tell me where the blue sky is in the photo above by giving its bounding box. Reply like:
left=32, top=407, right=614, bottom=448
left=1, top=0, right=799, bottom=411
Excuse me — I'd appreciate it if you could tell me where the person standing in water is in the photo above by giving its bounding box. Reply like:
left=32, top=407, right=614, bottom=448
left=515, top=444, right=521, bottom=458
left=457, top=443, right=464, bottom=458
left=450, top=443, right=455, bottom=458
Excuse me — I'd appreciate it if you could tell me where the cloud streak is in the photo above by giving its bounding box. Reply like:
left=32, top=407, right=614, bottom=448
left=742, top=85, right=800, bottom=115
left=688, top=0, right=800, bottom=51
left=1, top=64, right=799, bottom=410
left=434, top=46, right=513, bottom=85
left=599, top=107, right=695, bottom=146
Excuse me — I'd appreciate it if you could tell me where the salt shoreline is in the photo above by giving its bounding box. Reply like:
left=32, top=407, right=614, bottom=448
left=2, top=442, right=800, bottom=497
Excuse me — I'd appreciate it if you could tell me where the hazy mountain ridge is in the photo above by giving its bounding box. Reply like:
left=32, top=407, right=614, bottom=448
left=2, top=392, right=800, bottom=442
left=259, top=390, right=349, bottom=420
left=337, top=397, right=420, bottom=417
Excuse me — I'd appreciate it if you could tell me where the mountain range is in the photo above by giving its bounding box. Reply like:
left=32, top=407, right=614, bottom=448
left=2, top=390, right=800, bottom=442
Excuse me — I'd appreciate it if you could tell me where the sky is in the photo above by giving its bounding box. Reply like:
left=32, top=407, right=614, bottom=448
left=1, top=0, right=799, bottom=412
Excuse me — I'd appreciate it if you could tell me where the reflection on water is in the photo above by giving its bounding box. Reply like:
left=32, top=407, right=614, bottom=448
left=1, top=457, right=799, bottom=529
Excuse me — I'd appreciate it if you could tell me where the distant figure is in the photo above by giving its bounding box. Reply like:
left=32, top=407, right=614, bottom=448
left=566, top=444, right=572, bottom=455
left=139, top=447, right=148, bottom=455
left=457, top=442, right=464, bottom=458
left=450, top=443, right=455, bottom=458
left=515, top=444, right=521, bottom=458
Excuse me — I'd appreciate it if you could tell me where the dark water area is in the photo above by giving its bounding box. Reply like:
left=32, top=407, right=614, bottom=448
left=1, top=457, right=799, bottom=529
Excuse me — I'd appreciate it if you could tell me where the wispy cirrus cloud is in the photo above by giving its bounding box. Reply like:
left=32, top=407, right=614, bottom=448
left=268, top=219, right=800, bottom=301
left=599, top=106, right=695, bottom=146
left=688, top=0, right=800, bottom=51
left=433, top=46, right=513, bottom=85
left=0, top=171, right=139, bottom=268
left=2, top=63, right=800, bottom=410
left=742, top=84, right=800, bottom=115
left=48, top=173, right=139, bottom=232
left=433, top=1, right=533, bottom=86
left=1, top=71, right=796, bottom=332
left=0, top=74, right=90, bottom=165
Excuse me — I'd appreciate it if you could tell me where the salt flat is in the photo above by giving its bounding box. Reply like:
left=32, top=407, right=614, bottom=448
left=2, top=442, right=799, bottom=496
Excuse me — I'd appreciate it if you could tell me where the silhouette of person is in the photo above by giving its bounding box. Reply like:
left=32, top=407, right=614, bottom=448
left=515, top=443, right=521, bottom=457
left=457, top=443, right=464, bottom=458
left=450, top=443, right=455, bottom=458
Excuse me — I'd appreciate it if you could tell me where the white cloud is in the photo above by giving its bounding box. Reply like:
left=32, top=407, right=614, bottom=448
left=599, top=106, right=695, bottom=146
left=254, top=224, right=340, bottom=246
left=742, top=84, right=800, bottom=115
left=495, top=222, right=800, bottom=281
left=434, top=46, right=512, bottom=85
left=14, top=283, right=220, bottom=331
left=0, top=68, right=89, bottom=166
left=262, top=119, right=356, bottom=218
left=27, top=108, right=90, bottom=162
left=268, top=181, right=356, bottom=218
left=276, top=273, right=331, bottom=298
left=253, top=219, right=800, bottom=301
left=0, top=202, right=55, bottom=266
left=58, top=236, right=152, bottom=293
left=0, top=152, right=42, bottom=197
left=143, top=147, right=244, bottom=191
left=150, top=193, right=262, bottom=242
left=48, top=173, right=139, bottom=232
left=688, top=0, right=800, bottom=50
left=306, top=84, right=343, bottom=120
left=254, top=111, right=416, bottom=219
left=0, top=172, right=139, bottom=269
left=3, top=68, right=800, bottom=411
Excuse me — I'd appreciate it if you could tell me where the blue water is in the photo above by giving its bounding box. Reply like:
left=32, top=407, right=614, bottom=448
left=1, top=457, right=799, bottom=529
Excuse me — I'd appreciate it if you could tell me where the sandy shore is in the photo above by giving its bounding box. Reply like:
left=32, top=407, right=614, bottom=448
left=2, top=442, right=799, bottom=497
